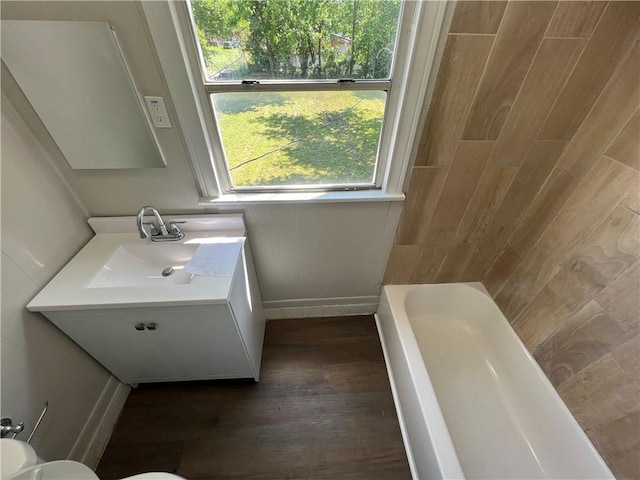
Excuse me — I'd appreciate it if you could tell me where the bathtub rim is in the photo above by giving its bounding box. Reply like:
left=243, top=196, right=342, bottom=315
left=376, top=282, right=614, bottom=480
left=375, top=284, right=470, bottom=479
left=374, top=316, right=421, bottom=479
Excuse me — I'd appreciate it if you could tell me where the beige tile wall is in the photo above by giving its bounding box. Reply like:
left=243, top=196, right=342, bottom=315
left=385, top=2, right=640, bottom=477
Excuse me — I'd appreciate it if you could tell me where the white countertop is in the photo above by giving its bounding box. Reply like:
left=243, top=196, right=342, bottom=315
left=27, top=215, right=248, bottom=312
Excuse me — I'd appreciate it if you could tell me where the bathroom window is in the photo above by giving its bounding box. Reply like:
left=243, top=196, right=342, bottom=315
left=142, top=0, right=445, bottom=200
left=186, top=0, right=400, bottom=192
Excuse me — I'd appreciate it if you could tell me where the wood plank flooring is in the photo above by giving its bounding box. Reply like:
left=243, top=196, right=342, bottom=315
left=96, top=316, right=411, bottom=480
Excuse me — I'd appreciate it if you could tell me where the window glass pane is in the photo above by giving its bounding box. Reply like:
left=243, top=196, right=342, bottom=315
left=211, top=90, right=386, bottom=187
left=191, top=0, right=401, bottom=81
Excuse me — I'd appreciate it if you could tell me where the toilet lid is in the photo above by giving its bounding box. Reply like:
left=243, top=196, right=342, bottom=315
left=6, top=460, right=99, bottom=480
left=0, top=439, right=38, bottom=478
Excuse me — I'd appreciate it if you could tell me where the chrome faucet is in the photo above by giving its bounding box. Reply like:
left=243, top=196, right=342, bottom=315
left=136, top=206, right=185, bottom=242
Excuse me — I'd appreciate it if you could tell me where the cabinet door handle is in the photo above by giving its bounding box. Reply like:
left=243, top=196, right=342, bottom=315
left=146, top=322, right=157, bottom=331
left=134, top=323, right=145, bottom=331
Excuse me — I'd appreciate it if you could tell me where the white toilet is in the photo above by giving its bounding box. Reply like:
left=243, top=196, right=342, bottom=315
left=1, top=439, right=185, bottom=480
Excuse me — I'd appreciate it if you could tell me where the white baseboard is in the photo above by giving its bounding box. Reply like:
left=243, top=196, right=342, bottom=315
left=68, top=376, right=131, bottom=469
left=264, top=296, right=379, bottom=319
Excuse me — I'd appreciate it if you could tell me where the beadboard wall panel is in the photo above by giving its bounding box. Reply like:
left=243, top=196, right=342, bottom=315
left=385, top=2, right=640, bottom=477
left=216, top=201, right=402, bottom=313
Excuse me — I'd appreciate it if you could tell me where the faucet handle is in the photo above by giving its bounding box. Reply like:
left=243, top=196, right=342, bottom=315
left=143, top=222, right=159, bottom=236
left=168, top=221, right=186, bottom=236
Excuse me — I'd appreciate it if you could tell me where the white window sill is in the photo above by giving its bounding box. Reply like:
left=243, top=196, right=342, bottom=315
left=199, top=190, right=405, bottom=206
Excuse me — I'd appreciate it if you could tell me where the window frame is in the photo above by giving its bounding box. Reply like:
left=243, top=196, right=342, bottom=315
left=185, top=0, right=398, bottom=194
left=205, top=82, right=392, bottom=193
left=140, top=0, right=450, bottom=203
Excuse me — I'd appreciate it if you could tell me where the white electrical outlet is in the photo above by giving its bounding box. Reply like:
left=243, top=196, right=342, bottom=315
left=144, top=96, right=171, bottom=128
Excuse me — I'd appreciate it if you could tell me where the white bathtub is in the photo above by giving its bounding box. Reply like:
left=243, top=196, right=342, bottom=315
left=375, top=283, right=613, bottom=480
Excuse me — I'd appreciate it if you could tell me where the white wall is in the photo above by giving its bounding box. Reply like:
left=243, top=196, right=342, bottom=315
left=0, top=1, right=404, bottom=469
left=0, top=91, right=128, bottom=465
left=0, top=0, right=402, bottom=466
left=1, top=0, right=402, bottom=318
left=1, top=0, right=204, bottom=216
left=215, top=202, right=402, bottom=317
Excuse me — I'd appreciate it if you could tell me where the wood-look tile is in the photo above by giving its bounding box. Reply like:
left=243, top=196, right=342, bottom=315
left=622, top=182, right=640, bottom=215
left=430, top=141, right=493, bottom=229
left=510, top=168, right=579, bottom=257
left=437, top=219, right=516, bottom=284
left=557, top=41, right=640, bottom=177
left=586, top=410, right=640, bottom=480
left=483, top=245, right=522, bottom=297
left=438, top=212, right=517, bottom=283
left=595, top=260, right=640, bottom=336
left=539, top=3, right=640, bottom=140
left=612, top=334, right=640, bottom=385
left=533, top=301, right=629, bottom=387
left=536, top=156, right=639, bottom=262
left=383, top=244, right=420, bottom=285
left=434, top=241, right=477, bottom=284
left=512, top=287, right=572, bottom=352
left=96, top=440, right=184, bottom=480
left=462, top=1, right=558, bottom=140
left=181, top=441, right=410, bottom=480
left=493, top=141, right=566, bottom=226
left=606, top=109, right=640, bottom=171
left=489, top=40, right=585, bottom=166
left=462, top=223, right=514, bottom=279
left=436, top=165, right=517, bottom=283
left=409, top=229, right=456, bottom=283
left=556, top=354, right=640, bottom=430
left=545, top=1, right=609, bottom=37
left=449, top=1, right=507, bottom=34
left=457, top=166, right=518, bottom=241
left=547, top=206, right=640, bottom=311
left=495, top=245, right=561, bottom=320
left=415, top=35, right=494, bottom=166
left=396, top=167, right=447, bottom=245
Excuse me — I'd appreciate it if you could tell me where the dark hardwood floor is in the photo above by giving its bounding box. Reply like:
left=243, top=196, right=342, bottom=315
left=96, top=316, right=411, bottom=480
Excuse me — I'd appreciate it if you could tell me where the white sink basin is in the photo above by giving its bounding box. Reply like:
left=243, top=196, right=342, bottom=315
left=26, top=214, right=249, bottom=312
left=88, top=244, right=197, bottom=288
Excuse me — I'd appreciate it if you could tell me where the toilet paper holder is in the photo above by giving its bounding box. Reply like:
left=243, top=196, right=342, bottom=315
left=0, top=400, right=48, bottom=442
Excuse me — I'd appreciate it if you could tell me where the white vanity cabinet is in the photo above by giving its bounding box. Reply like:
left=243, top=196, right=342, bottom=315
left=28, top=214, right=266, bottom=385
left=44, top=247, right=264, bottom=384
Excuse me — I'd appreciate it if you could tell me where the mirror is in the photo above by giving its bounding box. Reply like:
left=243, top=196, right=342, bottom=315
left=1, top=20, right=165, bottom=169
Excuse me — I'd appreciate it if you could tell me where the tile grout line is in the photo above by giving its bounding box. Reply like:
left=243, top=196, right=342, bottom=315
left=487, top=164, right=578, bottom=299
left=447, top=32, right=498, bottom=37
left=485, top=5, right=637, bottom=296
left=475, top=3, right=566, bottom=280
left=422, top=9, right=506, bottom=257
left=603, top=153, right=640, bottom=173
left=559, top=39, right=639, bottom=175
left=488, top=0, right=562, bottom=144
left=531, top=2, right=611, bottom=143
left=457, top=2, right=506, bottom=141
left=487, top=37, right=586, bottom=169
left=470, top=0, right=561, bottom=181
left=422, top=31, right=495, bottom=168
left=459, top=166, right=520, bottom=279
left=599, top=106, right=640, bottom=167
